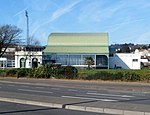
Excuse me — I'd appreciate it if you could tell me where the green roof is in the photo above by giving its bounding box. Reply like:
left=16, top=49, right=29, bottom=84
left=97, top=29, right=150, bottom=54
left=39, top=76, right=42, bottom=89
left=44, top=33, right=109, bottom=54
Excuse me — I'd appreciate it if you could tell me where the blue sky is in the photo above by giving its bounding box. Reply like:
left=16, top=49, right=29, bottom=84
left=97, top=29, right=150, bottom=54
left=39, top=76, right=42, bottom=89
left=0, top=0, right=150, bottom=45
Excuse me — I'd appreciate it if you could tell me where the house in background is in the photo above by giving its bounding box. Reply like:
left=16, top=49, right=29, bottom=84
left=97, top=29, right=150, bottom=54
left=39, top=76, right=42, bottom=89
left=109, top=44, right=150, bottom=69
left=43, top=33, right=109, bottom=69
left=109, top=53, right=141, bottom=69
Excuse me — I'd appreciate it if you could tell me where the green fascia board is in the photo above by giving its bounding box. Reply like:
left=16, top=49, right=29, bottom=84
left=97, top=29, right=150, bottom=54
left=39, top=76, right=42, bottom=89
left=44, top=52, right=109, bottom=56
left=44, top=46, right=109, bottom=54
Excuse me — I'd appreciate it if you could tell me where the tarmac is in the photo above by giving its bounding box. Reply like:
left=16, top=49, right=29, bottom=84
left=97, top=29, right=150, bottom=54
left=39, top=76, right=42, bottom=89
left=0, top=91, right=150, bottom=115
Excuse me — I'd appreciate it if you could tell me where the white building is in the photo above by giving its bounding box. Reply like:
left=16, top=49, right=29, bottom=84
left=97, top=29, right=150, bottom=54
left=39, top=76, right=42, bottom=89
left=15, top=46, right=44, bottom=68
left=109, top=53, right=141, bottom=69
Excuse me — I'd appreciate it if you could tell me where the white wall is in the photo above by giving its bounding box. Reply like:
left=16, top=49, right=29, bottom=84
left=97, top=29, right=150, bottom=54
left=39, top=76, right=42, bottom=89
left=109, top=53, right=141, bottom=69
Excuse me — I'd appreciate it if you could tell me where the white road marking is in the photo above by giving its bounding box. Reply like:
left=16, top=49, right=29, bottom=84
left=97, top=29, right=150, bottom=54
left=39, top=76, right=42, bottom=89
left=8, top=84, right=15, bottom=86
left=87, top=91, right=98, bottom=93
left=51, top=88, right=60, bottom=90
left=35, top=87, right=44, bottom=89
left=68, top=89, right=78, bottom=92
left=77, top=94, right=130, bottom=100
left=18, top=89, right=53, bottom=94
left=87, top=92, right=134, bottom=98
left=62, top=96, right=118, bottom=102
left=21, top=85, right=29, bottom=88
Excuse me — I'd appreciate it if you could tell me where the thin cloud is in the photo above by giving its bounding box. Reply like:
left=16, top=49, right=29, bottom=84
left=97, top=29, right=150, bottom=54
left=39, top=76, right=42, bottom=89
left=31, top=0, right=82, bottom=35
left=136, top=31, right=150, bottom=43
left=78, top=1, right=124, bottom=23
left=50, top=0, right=82, bottom=21
left=106, top=18, right=146, bottom=32
left=14, top=7, right=28, bottom=17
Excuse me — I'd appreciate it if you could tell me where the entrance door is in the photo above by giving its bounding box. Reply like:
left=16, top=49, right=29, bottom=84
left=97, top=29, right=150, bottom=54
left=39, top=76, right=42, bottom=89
left=32, top=58, right=38, bottom=68
left=20, top=58, right=26, bottom=68
left=96, top=55, right=108, bottom=69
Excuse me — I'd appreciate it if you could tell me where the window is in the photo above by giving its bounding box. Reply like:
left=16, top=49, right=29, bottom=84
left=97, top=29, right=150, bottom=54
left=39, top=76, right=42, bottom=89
left=56, top=55, right=68, bottom=65
left=133, top=59, right=138, bottom=62
left=69, top=55, right=81, bottom=65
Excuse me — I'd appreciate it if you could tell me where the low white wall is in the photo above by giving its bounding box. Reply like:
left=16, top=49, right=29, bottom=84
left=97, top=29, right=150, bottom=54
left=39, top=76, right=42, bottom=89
left=109, top=53, right=141, bottom=69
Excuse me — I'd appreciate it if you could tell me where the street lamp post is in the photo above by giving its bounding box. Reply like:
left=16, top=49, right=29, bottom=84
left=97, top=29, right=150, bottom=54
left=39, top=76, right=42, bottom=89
left=25, top=10, right=29, bottom=46
left=25, top=10, right=31, bottom=68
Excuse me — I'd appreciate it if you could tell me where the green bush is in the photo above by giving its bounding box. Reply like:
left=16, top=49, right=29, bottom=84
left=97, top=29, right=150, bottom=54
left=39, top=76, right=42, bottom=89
left=16, top=68, right=30, bottom=78
left=29, top=65, right=52, bottom=78
left=28, top=65, right=78, bottom=79
left=59, top=66, right=78, bottom=79
left=78, top=69, right=150, bottom=82
left=0, top=69, right=6, bottom=77
left=1, top=66, right=150, bottom=82
left=5, top=69, right=18, bottom=77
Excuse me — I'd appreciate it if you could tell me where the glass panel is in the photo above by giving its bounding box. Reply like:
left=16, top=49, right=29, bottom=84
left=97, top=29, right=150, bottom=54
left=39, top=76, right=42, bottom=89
left=69, top=55, right=81, bottom=65
left=56, top=55, right=68, bottom=65
left=96, top=55, right=108, bottom=66
left=82, top=55, right=95, bottom=65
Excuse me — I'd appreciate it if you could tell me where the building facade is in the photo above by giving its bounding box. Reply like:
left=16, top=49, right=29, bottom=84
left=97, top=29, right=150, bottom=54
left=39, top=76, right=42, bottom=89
left=15, top=46, right=44, bottom=68
left=109, top=53, right=141, bottom=69
left=43, top=33, right=109, bottom=69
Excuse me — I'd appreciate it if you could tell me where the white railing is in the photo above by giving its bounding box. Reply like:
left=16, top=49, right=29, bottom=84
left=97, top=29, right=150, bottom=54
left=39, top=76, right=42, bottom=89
left=0, top=60, right=15, bottom=69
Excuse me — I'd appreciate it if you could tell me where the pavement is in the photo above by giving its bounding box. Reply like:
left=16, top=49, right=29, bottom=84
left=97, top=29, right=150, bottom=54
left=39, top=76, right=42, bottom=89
left=0, top=77, right=150, bottom=115
left=0, top=101, right=108, bottom=115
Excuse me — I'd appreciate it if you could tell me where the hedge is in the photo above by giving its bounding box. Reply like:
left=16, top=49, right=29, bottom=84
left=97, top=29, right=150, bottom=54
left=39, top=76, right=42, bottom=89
left=0, top=65, right=78, bottom=79
left=0, top=67, right=150, bottom=82
left=78, top=69, right=150, bottom=82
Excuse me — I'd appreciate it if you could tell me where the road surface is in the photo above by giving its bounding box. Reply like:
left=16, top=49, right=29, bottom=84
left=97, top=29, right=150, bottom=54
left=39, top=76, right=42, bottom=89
left=0, top=77, right=149, bottom=114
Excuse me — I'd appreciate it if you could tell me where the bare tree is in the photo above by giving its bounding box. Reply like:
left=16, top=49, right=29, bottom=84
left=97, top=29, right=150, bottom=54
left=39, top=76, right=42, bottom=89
left=0, top=24, right=22, bottom=57
left=28, top=36, right=40, bottom=46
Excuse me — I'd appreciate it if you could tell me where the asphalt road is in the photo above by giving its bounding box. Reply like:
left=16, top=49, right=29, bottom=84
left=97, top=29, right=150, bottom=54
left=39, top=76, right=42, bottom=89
left=0, top=77, right=150, bottom=114
left=0, top=101, right=109, bottom=115
left=0, top=78, right=149, bottom=105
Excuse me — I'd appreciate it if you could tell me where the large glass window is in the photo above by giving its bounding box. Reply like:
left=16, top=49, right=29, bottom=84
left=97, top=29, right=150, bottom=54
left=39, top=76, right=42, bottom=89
left=56, top=55, right=68, bottom=65
left=83, top=55, right=95, bottom=65
left=69, top=55, right=81, bottom=65
left=96, top=55, right=108, bottom=66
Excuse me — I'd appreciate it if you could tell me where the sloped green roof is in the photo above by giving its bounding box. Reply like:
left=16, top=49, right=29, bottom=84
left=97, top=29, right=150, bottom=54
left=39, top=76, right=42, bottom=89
left=44, top=33, right=109, bottom=54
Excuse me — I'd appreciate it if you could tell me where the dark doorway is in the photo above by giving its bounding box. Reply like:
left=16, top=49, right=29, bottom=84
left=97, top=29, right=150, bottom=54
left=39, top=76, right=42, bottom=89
left=32, top=58, right=38, bottom=68
left=96, top=55, right=108, bottom=69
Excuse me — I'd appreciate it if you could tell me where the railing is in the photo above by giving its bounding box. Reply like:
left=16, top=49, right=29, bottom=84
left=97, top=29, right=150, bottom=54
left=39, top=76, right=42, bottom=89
left=0, top=60, right=15, bottom=69
left=7, top=60, right=15, bottom=68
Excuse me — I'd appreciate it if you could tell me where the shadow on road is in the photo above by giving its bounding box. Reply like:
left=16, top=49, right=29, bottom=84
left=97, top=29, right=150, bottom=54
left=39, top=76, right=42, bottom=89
left=62, top=100, right=98, bottom=108
left=0, top=107, right=58, bottom=114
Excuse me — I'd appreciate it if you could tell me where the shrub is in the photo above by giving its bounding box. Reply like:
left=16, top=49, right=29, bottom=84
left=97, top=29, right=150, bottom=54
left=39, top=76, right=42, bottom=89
left=29, top=65, right=51, bottom=78
left=0, top=69, right=6, bottom=77
left=78, top=69, right=150, bottom=82
left=16, top=68, right=30, bottom=78
left=29, top=64, right=78, bottom=79
left=121, top=72, right=140, bottom=81
left=5, top=69, right=18, bottom=77
left=59, top=66, right=78, bottom=79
